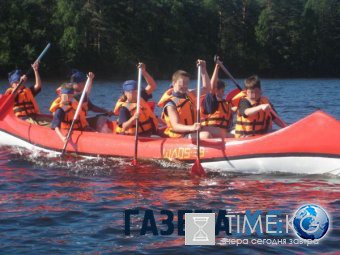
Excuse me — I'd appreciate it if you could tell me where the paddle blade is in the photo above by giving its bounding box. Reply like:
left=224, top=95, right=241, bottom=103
left=225, top=88, right=241, bottom=102
left=0, top=94, right=15, bottom=120
left=190, top=159, right=206, bottom=177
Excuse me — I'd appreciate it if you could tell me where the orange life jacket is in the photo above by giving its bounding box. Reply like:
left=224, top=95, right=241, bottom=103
left=235, top=96, right=272, bottom=138
left=5, top=87, right=40, bottom=118
left=157, top=89, right=196, bottom=138
left=113, top=99, right=158, bottom=135
left=200, top=98, right=233, bottom=129
left=50, top=98, right=88, bottom=130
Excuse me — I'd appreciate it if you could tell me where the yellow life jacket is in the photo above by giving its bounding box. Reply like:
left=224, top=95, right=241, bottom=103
left=6, top=87, right=40, bottom=118
left=50, top=97, right=88, bottom=130
left=157, top=89, right=196, bottom=138
left=200, top=98, right=233, bottom=129
left=113, top=99, right=158, bottom=135
left=235, top=96, right=272, bottom=138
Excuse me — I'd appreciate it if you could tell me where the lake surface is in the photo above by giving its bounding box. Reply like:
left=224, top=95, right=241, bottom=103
left=0, top=79, right=339, bottom=254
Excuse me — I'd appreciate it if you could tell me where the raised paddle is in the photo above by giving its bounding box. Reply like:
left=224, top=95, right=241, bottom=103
left=190, top=62, right=206, bottom=177
left=214, top=55, right=242, bottom=90
left=132, top=65, right=143, bottom=166
left=215, top=55, right=287, bottom=126
left=0, top=43, right=51, bottom=120
left=214, top=55, right=242, bottom=103
left=60, top=76, right=92, bottom=156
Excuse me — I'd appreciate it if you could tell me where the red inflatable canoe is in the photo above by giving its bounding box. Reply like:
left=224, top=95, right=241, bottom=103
left=0, top=106, right=339, bottom=175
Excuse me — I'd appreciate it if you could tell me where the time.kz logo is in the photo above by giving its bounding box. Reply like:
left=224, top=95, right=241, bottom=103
left=124, top=204, right=331, bottom=246
left=292, top=204, right=330, bottom=240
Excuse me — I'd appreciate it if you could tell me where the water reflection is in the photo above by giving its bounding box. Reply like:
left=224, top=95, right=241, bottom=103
left=0, top=146, right=339, bottom=253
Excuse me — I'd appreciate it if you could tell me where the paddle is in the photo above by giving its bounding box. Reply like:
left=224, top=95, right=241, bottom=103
left=132, top=65, right=143, bottom=166
left=60, top=76, right=91, bottom=156
left=214, top=55, right=242, bottom=90
left=0, top=43, right=51, bottom=120
left=214, top=55, right=287, bottom=126
left=190, top=63, right=206, bottom=177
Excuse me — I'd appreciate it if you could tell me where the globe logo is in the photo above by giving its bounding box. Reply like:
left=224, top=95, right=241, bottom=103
left=293, top=204, right=330, bottom=240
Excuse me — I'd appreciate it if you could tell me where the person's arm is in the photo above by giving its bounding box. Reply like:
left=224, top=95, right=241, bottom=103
left=117, top=106, right=134, bottom=132
left=29, top=62, right=41, bottom=96
left=198, top=59, right=211, bottom=96
left=238, top=98, right=269, bottom=117
left=31, top=61, right=41, bottom=92
left=139, top=63, right=157, bottom=95
left=244, top=104, right=271, bottom=117
left=166, top=105, right=200, bottom=133
left=88, top=99, right=107, bottom=113
left=86, top=72, right=95, bottom=96
left=210, top=63, right=220, bottom=94
left=122, top=113, right=139, bottom=132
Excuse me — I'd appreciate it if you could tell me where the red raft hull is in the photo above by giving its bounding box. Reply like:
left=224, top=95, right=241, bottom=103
left=0, top=108, right=339, bottom=175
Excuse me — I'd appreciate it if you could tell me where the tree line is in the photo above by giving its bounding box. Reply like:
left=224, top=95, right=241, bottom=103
left=0, top=0, right=339, bottom=79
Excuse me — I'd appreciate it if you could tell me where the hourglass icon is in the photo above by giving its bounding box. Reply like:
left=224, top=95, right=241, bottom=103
left=193, top=217, right=209, bottom=241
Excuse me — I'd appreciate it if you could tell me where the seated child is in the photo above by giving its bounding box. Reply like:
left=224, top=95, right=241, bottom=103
left=113, top=80, right=158, bottom=136
left=50, top=83, right=89, bottom=143
left=235, top=75, right=286, bottom=138
left=200, top=63, right=233, bottom=138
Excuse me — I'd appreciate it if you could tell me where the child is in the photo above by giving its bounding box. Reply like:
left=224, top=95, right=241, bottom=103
left=50, top=83, right=89, bottom=143
left=235, top=75, right=286, bottom=138
left=5, top=62, right=43, bottom=123
left=157, top=60, right=211, bottom=138
left=54, top=70, right=111, bottom=133
left=200, top=62, right=233, bottom=138
left=113, top=80, right=158, bottom=136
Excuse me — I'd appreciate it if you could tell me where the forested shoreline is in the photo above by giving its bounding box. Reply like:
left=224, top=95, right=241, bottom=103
left=0, top=0, right=339, bottom=79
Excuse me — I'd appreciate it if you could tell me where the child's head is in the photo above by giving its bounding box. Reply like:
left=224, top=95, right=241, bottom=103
left=8, top=69, right=24, bottom=88
left=244, top=75, right=261, bottom=101
left=172, top=70, right=190, bottom=94
left=70, top=69, right=87, bottom=93
left=60, top=83, right=75, bottom=103
left=122, top=80, right=137, bottom=102
left=216, top=80, right=226, bottom=98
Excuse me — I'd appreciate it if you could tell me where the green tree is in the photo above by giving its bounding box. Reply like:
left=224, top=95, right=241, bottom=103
left=255, top=0, right=304, bottom=75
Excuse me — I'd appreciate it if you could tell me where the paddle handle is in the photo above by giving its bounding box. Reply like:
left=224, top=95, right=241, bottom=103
left=61, top=76, right=91, bottom=155
left=35, top=43, right=51, bottom=63
left=136, top=66, right=142, bottom=114
left=23, top=43, right=51, bottom=78
left=11, top=43, right=51, bottom=95
left=214, top=55, right=242, bottom=91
